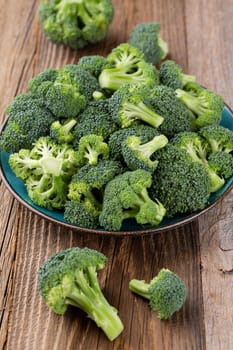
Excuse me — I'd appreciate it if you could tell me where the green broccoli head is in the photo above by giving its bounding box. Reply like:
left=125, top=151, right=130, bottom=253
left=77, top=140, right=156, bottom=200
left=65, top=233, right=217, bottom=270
left=128, top=22, right=169, bottom=64
left=50, top=118, right=77, bottom=144
left=38, top=247, right=124, bottom=341
left=159, top=60, right=196, bottom=90
left=208, top=151, right=233, bottom=179
left=199, top=124, right=233, bottom=153
left=129, top=268, right=187, bottom=320
left=77, top=55, right=108, bottom=78
left=151, top=144, right=211, bottom=217
left=176, top=84, right=224, bottom=128
left=39, top=0, right=114, bottom=49
left=122, top=134, right=168, bottom=172
left=9, top=137, right=79, bottom=209
left=99, top=43, right=160, bottom=91
left=109, top=83, right=164, bottom=128
left=99, top=169, right=166, bottom=231
left=77, top=134, right=109, bottom=166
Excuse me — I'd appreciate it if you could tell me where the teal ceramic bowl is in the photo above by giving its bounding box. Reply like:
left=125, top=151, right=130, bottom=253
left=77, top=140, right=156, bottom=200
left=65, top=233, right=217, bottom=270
left=1, top=106, right=233, bottom=235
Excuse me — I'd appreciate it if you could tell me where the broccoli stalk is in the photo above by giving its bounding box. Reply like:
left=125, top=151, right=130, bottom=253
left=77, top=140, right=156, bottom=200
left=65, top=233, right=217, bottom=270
left=38, top=247, right=124, bottom=341
left=77, top=134, right=109, bottom=166
left=50, top=118, right=77, bottom=144
left=129, top=268, right=187, bottom=320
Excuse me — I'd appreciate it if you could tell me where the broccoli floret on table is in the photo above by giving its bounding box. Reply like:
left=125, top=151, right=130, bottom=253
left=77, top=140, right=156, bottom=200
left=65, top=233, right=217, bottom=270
left=175, top=83, right=224, bottom=128
left=99, top=169, right=166, bottom=231
left=38, top=247, right=124, bottom=341
left=99, top=43, right=159, bottom=91
left=9, top=137, right=79, bottom=209
left=77, top=134, right=109, bottom=166
left=128, top=22, right=168, bottom=65
left=129, top=268, right=187, bottom=320
left=159, top=60, right=196, bottom=90
left=39, top=0, right=114, bottom=49
left=121, top=134, right=168, bottom=172
left=50, top=118, right=77, bottom=144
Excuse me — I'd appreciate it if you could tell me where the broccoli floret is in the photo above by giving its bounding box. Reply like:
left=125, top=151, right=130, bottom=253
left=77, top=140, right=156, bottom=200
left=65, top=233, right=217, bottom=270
left=39, top=0, right=114, bottom=49
left=208, top=151, right=233, bottom=179
left=148, top=85, right=196, bottom=137
left=129, top=268, right=187, bottom=320
left=151, top=144, right=211, bottom=217
left=77, top=134, right=109, bottom=166
left=0, top=94, right=55, bottom=153
left=159, top=60, right=196, bottom=90
left=109, top=84, right=164, bottom=128
left=122, top=134, right=168, bottom=172
left=65, top=160, right=123, bottom=228
left=128, top=22, right=168, bottom=65
left=171, top=131, right=225, bottom=192
left=73, top=100, right=117, bottom=144
left=9, top=137, right=79, bottom=209
left=176, top=84, right=224, bottom=128
left=99, top=43, right=159, bottom=91
left=199, top=124, right=233, bottom=153
left=77, top=55, right=108, bottom=78
left=50, top=118, right=77, bottom=144
left=99, top=169, right=166, bottom=231
left=28, top=68, right=58, bottom=95
left=38, top=247, right=124, bottom=341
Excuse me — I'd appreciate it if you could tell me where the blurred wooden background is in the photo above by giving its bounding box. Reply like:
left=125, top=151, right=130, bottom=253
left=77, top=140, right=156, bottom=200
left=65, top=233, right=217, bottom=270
left=0, top=0, right=233, bottom=349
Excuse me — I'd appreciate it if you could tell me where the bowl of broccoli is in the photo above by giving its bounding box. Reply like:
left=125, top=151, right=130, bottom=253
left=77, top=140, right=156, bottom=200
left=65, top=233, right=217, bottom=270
left=1, top=40, right=233, bottom=235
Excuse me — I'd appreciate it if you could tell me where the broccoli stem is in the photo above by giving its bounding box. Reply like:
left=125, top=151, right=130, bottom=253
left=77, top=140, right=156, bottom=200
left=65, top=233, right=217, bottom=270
left=181, top=74, right=196, bottom=87
left=157, top=36, right=169, bottom=60
left=206, top=166, right=225, bottom=192
left=122, top=101, right=164, bottom=128
left=84, top=144, right=99, bottom=165
left=66, top=269, right=124, bottom=341
left=62, top=119, right=77, bottom=135
left=134, top=135, right=168, bottom=158
left=129, top=279, right=151, bottom=299
left=176, top=89, right=207, bottom=116
left=99, top=67, right=145, bottom=91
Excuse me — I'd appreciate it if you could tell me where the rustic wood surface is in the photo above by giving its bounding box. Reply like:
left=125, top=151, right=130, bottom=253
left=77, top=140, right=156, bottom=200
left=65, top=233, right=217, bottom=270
left=0, top=0, right=233, bottom=349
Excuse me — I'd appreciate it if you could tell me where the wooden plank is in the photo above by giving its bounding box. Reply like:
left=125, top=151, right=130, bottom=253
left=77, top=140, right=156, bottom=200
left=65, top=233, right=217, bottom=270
left=185, top=1, right=233, bottom=349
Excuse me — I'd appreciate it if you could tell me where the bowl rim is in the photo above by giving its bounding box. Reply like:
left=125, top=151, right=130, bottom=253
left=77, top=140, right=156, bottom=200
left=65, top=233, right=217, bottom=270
left=1, top=103, right=233, bottom=236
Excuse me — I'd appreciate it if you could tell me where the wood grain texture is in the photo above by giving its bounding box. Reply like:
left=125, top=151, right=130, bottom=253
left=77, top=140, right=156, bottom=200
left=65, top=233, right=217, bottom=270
left=0, top=0, right=232, bottom=349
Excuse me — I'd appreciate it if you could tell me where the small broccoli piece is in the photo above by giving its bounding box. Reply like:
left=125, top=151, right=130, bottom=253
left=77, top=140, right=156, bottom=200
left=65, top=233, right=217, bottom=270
left=171, top=131, right=225, bottom=192
left=28, top=68, right=58, bottom=95
left=159, top=60, right=196, bottom=90
left=147, top=85, right=196, bottom=137
left=0, top=93, right=56, bottom=153
left=65, top=160, right=123, bottom=228
left=176, top=84, right=224, bottom=128
left=109, top=125, right=160, bottom=161
left=39, top=0, right=114, bottom=49
left=77, top=55, right=108, bottom=78
left=122, top=134, right=168, bottom=172
left=38, top=247, right=124, bottom=341
left=50, top=118, right=77, bottom=144
left=151, top=144, right=211, bottom=217
left=99, top=169, right=166, bottom=231
left=128, top=22, right=168, bottom=65
left=199, top=124, right=233, bottom=153
left=109, top=84, right=164, bottom=129
left=73, top=99, right=117, bottom=144
left=9, top=137, right=79, bottom=209
left=77, top=134, right=109, bottom=166
left=99, top=43, right=159, bottom=91
left=129, top=268, right=187, bottom=320
left=208, top=152, right=233, bottom=179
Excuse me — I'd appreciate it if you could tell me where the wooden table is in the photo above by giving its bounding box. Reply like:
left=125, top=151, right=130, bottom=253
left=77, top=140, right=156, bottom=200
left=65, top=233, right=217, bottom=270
left=1, top=0, right=233, bottom=349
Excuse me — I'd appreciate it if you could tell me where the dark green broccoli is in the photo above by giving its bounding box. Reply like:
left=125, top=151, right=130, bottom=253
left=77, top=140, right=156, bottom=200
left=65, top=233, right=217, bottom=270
left=208, top=151, right=233, bottom=179
left=77, top=55, right=108, bottom=78
left=151, top=144, right=211, bottom=217
left=65, top=160, right=123, bottom=228
left=128, top=22, right=168, bottom=65
left=99, top=169, right=166, bottom=231
left=73, top=99, right=118, bottom=144
left=9, top=137, right=79, bottom=209
left=121, top=134, right=168, bottom=172
left=171, top=131, right=225, bottom=192
left=38, top=247, right=124, bottom=341
left=109, top=84, right=164, bottom=129
left=176, top=84, right=224, bottom=128
left=159, top=60, right=196, bottom=90
left=0, top=93, right=55, bottom=153
left=199, top=124, right=233, bottom=153
left=39, top=0, right=114, bottom=49
left=148, top=85, right=196, bottom=137
left=98, top=43, right=159, bottom=91
left=77, top=134, right=109, bottom=166
left=129, top=268, right=187, bottom=320
left=50, top=118, right=77, bottom=144
left=28, top=68, right=58, bottom=95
